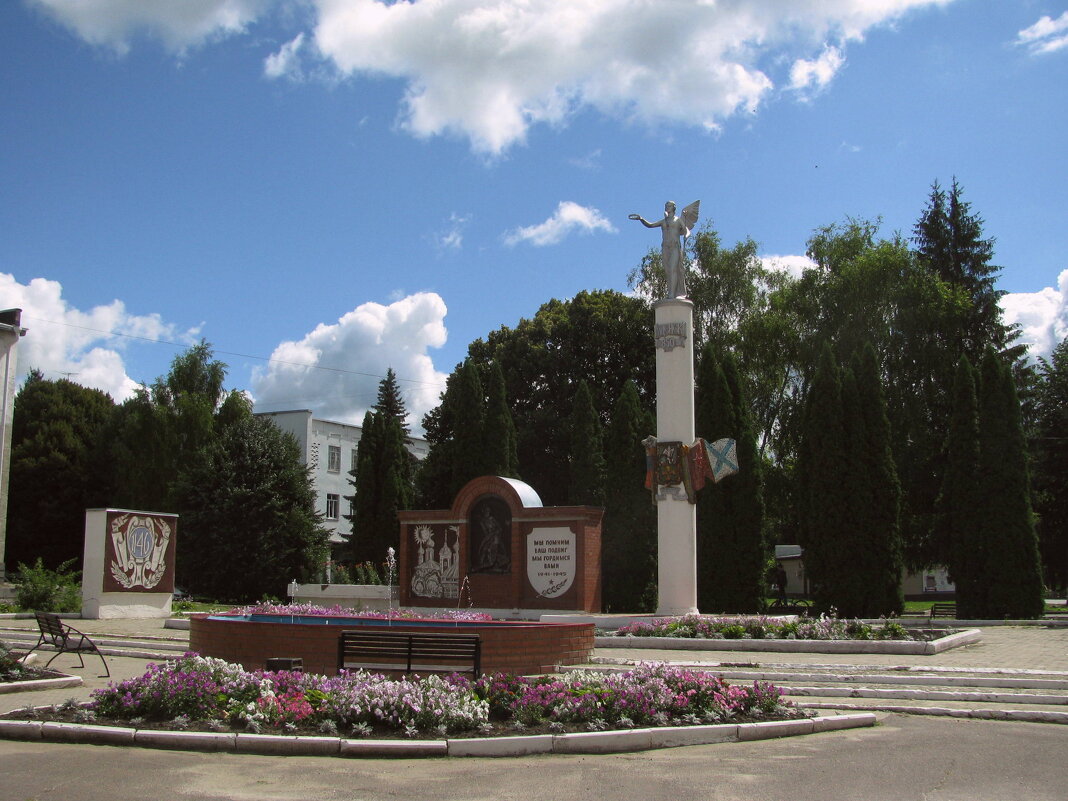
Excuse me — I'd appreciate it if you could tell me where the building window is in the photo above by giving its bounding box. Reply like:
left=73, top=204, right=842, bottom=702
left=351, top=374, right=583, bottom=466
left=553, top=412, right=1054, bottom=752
left=351, top=448, right=359, bottom=473
left=327, top=445, right=341, bottom=473
left=326, top=494, right=339, bottom=520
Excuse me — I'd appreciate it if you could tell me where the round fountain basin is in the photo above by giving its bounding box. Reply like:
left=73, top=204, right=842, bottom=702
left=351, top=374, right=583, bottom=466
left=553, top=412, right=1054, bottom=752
left=189, top=613, right=595, bottom=676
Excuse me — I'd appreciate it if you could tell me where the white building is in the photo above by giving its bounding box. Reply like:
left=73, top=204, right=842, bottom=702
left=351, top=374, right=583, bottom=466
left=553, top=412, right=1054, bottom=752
left=256, top=410, right=428, bottom=548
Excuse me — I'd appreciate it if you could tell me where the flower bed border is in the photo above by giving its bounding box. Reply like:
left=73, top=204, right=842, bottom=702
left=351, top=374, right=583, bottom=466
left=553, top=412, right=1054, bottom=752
left=0, top=673, right=83, bottom=694
left=597, top=628, right=982, bottom=655
left=0, top=712, right=877, bottom=757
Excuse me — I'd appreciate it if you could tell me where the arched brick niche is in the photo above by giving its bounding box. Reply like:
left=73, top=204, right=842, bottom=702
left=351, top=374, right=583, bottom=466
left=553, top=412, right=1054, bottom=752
left=399, top=476, right=602, bottom=613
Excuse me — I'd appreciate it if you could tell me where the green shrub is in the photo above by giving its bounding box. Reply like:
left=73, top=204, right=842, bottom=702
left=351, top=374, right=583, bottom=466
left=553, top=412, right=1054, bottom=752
left=720, top=624, right=747, bottom=639
left=14, top=558, right=81, bottom=613
left=877, top=620, right=910, bottom=640
left=1, top=641, right=31, bottom=681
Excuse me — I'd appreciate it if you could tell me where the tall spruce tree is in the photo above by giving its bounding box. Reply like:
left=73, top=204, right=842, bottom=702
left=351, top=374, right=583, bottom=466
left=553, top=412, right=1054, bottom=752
left=567, top=380, right=606, bottom=507
left=913, top=179, right=1015, bottom=362
left=976, top=348, right=1044, bottom=618
left=602, top=380, right=656, bottom=612
left=348, top=372, right=417, bottom=564
left=375, top=368, right=411, bottom=439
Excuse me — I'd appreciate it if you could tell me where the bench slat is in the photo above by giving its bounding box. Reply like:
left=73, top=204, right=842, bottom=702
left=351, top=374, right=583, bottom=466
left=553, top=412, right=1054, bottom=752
left=337, top=630, right=481, bottom=677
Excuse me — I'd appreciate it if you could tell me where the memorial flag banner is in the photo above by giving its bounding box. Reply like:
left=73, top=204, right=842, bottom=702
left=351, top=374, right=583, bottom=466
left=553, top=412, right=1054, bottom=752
left=707, top=438, right=739, bottom=483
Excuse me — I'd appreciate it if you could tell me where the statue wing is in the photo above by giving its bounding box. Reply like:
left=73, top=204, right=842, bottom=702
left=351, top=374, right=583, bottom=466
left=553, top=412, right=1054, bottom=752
left=680, top=200, right=700, bottom=235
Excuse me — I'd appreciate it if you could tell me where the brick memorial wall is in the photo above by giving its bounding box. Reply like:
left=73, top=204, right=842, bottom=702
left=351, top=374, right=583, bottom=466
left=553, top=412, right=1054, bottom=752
left=398, top=476, right=603, bottom=613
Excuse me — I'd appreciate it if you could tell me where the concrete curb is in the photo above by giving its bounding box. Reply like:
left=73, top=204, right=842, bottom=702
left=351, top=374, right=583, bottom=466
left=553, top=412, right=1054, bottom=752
left=0, top=714, right=877, bottom=757
left=0, top=674, right=83, bottom=694
left=799, top=701, right=1068, bottom=724
left=782, top=685, right=1068, bottom=706
left=713, top=669, right=1068, bottom=691
left=596, top=629, right=982, bottom=655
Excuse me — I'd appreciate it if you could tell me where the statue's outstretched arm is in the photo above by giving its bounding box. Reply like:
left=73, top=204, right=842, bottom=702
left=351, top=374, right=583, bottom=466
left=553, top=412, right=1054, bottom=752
left=629, top=214, right=661, bottom=229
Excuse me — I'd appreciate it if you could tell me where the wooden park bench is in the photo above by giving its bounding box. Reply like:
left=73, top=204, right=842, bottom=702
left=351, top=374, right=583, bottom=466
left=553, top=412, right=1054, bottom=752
left=25, top=611, right=110, bottom=677
left=929, top=602, right=958, bottom=620
left=337, top=630, right=481, bottom=678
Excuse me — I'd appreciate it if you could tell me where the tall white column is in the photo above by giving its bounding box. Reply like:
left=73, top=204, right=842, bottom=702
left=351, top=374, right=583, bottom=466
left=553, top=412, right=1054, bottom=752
left=653, top=299, right=698, bottom=615
left=0, top=309, right=26, bottom=584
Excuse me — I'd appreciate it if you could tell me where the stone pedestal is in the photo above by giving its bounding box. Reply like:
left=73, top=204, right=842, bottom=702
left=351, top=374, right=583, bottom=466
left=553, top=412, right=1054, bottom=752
left=82, top=509, right=178, bottom=618
left=654, top=299, right=698, bottom=615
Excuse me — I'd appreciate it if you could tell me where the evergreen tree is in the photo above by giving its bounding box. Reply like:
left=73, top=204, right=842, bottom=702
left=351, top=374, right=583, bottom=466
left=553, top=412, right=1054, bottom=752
left=374, top=368, right=411, bottom=439
left=415, top=359, right=490, bottom=508
left=696, top=346, right=767, bottom=612
left=347, top=371, right=419, bottom=564
left=602, top=380, right=656, bottom=612
left=1034, top=337, right=1068, bottom=593
left=567, top=380, right=606, bottom=507
left=696, top=347, right=735, bottom=612
left=913, top=179, right=1015, bottom=362
left=450, top=360, right=488, bottom=494
left=937, top=356, right=983, bottom=617
left=6, top=372, right=116, bottom=571
left=852, top=344, right=904, bottom=616
left=350, top=411, right=383, bottom=563
left=835, top=364, right=869, bottom=617
left=416, top=368, right=460, bottom=509
left=976, top=348, right=1044, bottom=618
left=175, top=415, right=328, bottom=602
left=372, top=413, right=415, bottom=561
left=797, top=344, right=851, bottom=614
left=482, top=360, right=519, bottom=478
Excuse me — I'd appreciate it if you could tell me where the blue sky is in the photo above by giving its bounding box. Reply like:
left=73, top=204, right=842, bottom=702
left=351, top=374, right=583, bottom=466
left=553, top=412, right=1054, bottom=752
left=2, top=0, right=1066, bottom=429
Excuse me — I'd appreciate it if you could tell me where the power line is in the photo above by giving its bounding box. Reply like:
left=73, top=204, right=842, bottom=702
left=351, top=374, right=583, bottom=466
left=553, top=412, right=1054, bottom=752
left=21, top=314, right=447, bottom=389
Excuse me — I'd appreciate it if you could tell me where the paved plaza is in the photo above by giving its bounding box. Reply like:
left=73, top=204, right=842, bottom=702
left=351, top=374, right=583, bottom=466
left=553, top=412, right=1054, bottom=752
left=2, top=617, right=1068, bottom=800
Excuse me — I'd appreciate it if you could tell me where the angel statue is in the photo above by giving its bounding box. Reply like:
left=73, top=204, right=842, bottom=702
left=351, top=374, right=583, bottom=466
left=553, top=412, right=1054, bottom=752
left=629, top=200, right=700, bottom=299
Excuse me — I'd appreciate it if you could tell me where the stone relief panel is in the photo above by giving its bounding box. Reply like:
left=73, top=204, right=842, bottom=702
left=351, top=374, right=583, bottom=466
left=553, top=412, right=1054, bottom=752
left=469, top=495, right=512, bottom=574
left=409, top=524, right=459, bottom=599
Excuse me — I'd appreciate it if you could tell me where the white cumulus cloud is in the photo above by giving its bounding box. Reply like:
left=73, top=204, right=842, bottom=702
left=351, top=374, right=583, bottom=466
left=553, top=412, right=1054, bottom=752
left=28, top=0, right=272, bottom=53
left=0, top=273, right=198, bottom=401
left=251, top=292, right=450, bottom=427
left=760, top=254, right=818, bottom=280
left=789, top=46, right=845, bottom=95
left=1016, top=11, right=1068, bottom=55
left=309, top=0, right=953, bottom=154
left=503, top=201, right=615, bottom=247
left=264, top=32, right=306, bottom=79
left=1001, top=269, right=1068, bottom=363
left=28, top=0, right=958, bottom=153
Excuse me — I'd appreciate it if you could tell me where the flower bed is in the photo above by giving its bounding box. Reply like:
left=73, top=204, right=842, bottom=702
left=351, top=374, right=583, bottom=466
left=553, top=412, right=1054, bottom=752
left=0, top=641, right=52, bottom=684
left=613, top=613, right=926, bottom=641
left=3, top=653, right=804, bottom=739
